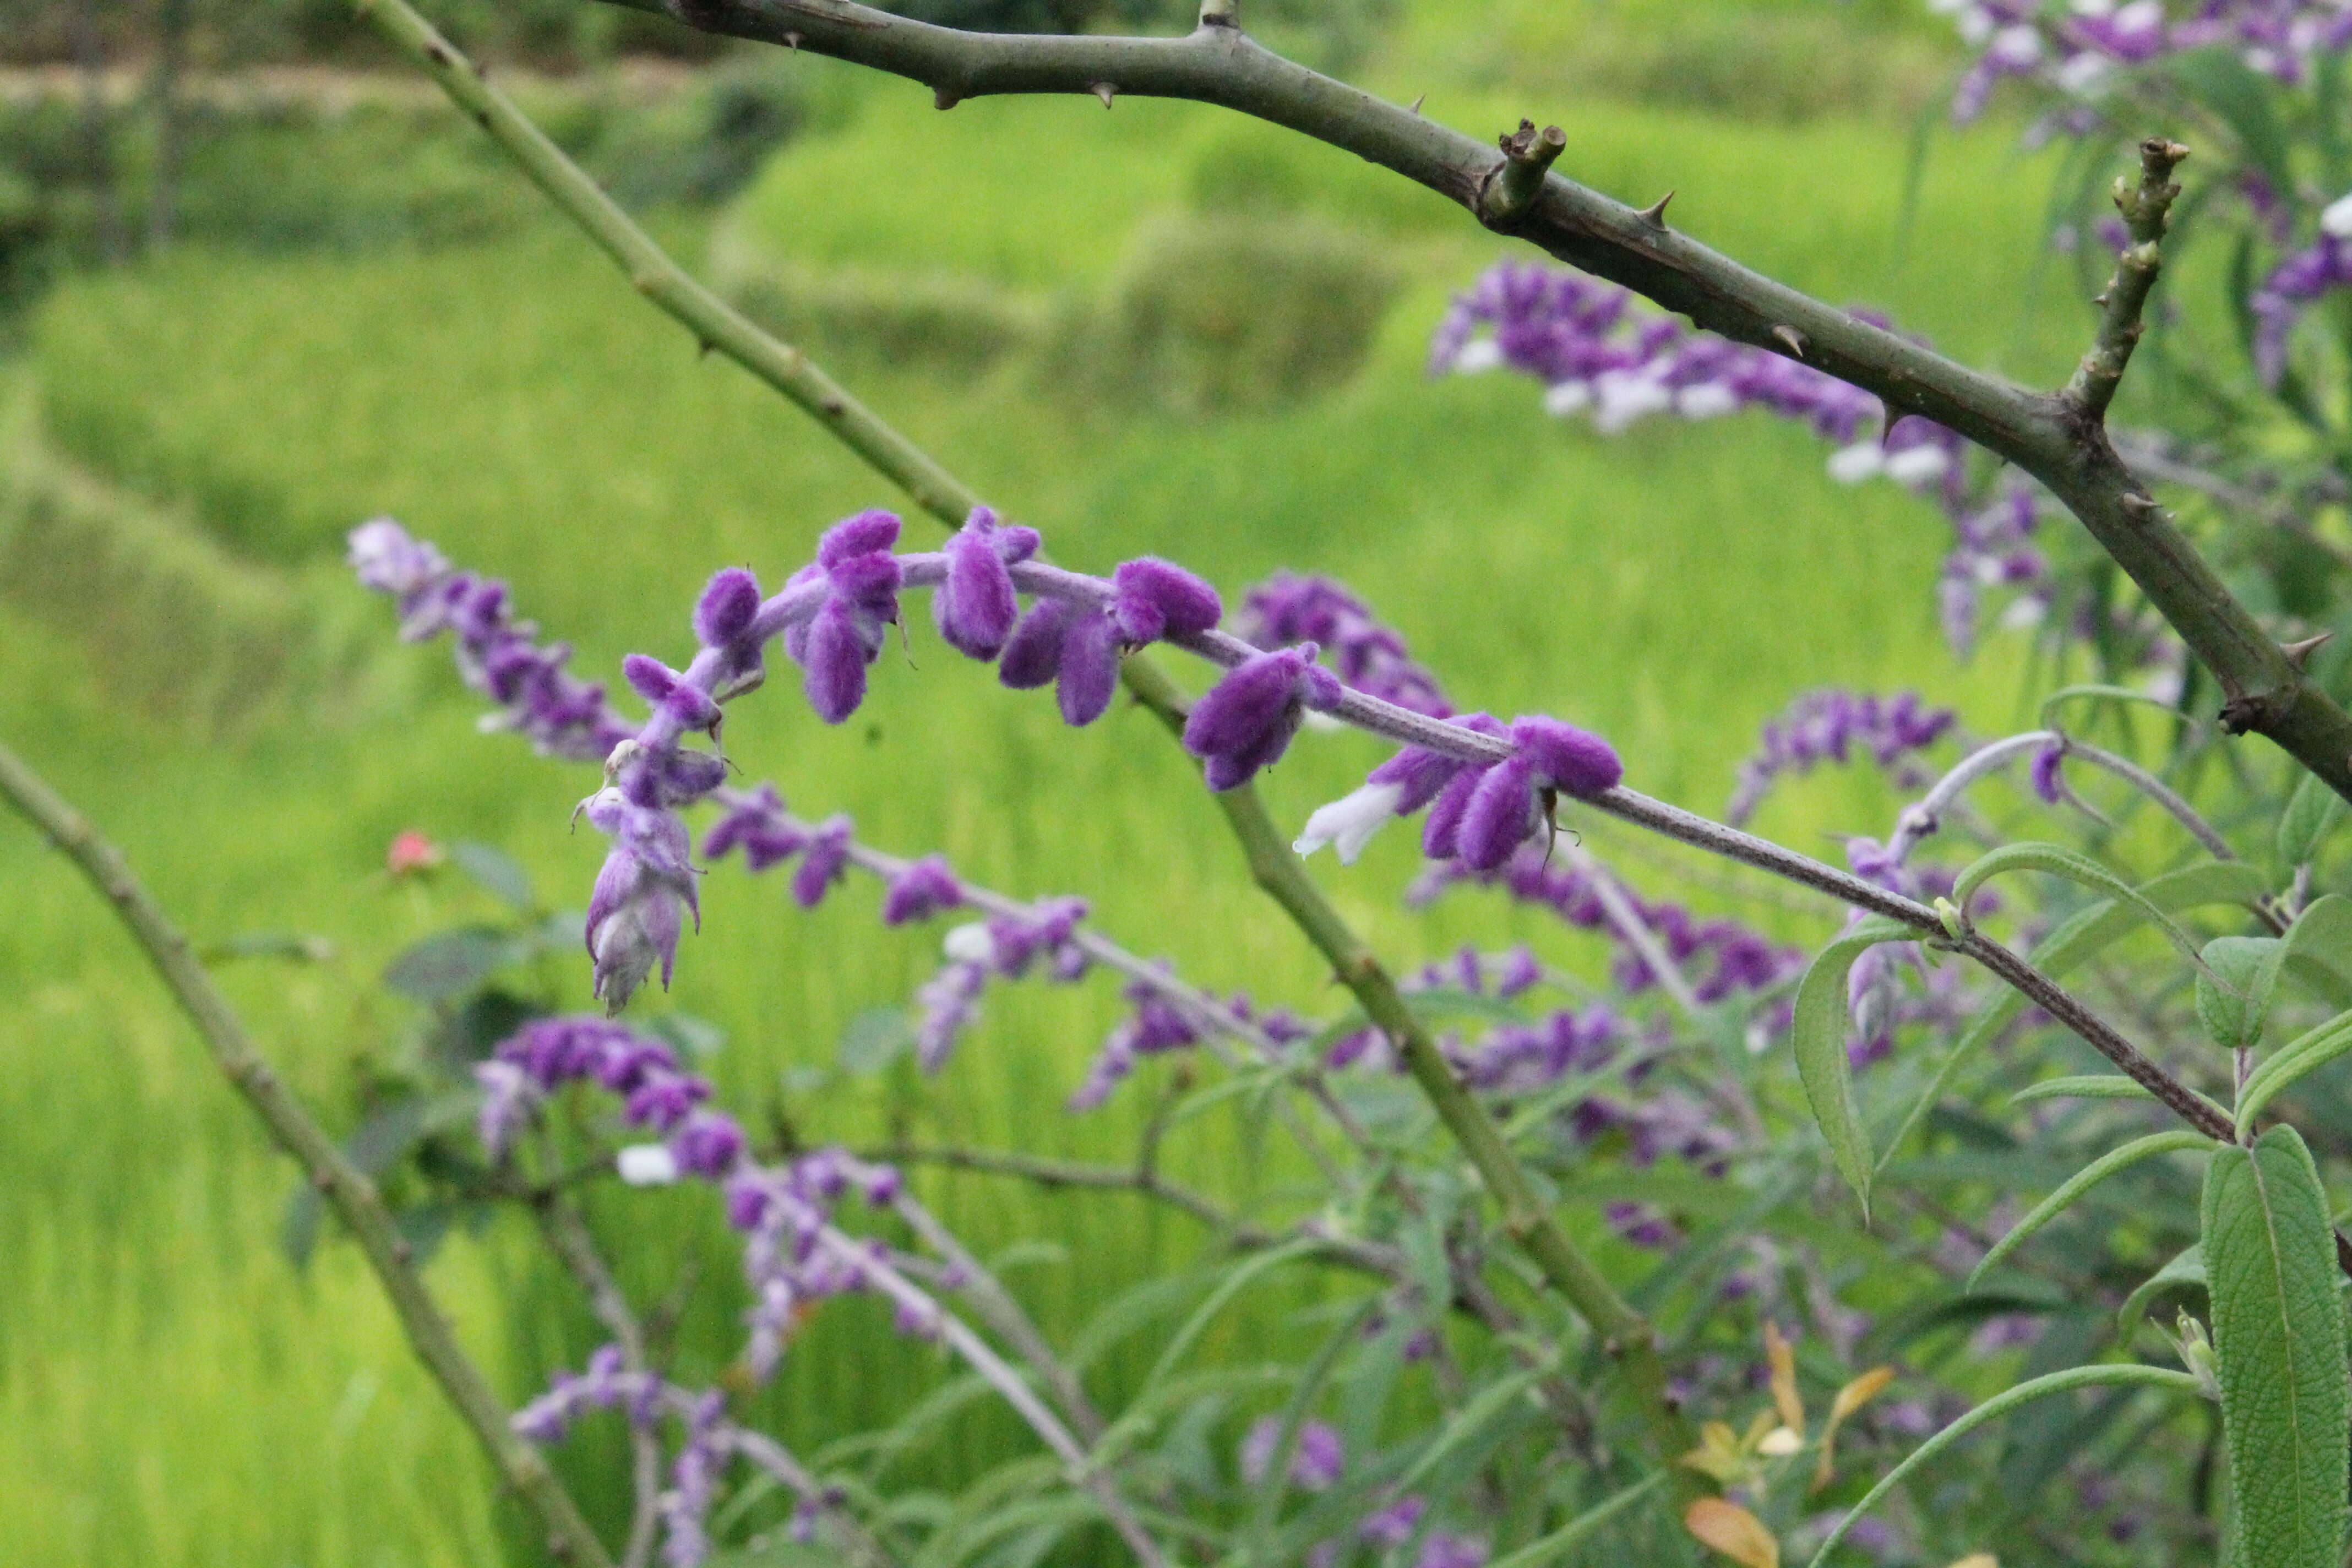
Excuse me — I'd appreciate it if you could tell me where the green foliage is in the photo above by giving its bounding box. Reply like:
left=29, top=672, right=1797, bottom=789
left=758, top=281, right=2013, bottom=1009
left=1791, top=916, right=1912, bottom=1215
left=2196, top=935, right=2286, bottom=1052
left=2202, top=1126, right=2350, bottom=1568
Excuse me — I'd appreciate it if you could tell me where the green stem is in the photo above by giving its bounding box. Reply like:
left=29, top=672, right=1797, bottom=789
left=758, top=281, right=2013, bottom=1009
left=600, top=0, right=2352, bottom=807
left=358, top=0, right=1694, bottom=1473
left=0, top=739, right=616, bottom=1568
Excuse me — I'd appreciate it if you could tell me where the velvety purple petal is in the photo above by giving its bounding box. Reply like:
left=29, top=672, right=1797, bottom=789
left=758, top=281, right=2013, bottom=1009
left=1458, top=755, right=1539, bottom=870
left=818, top=509, right=900, bottom=565
left=694, top=568, right=761, bottom=647
left=1511, top=715, right=1622, bottom=797
left=1205, top=704, right=1303, bottom=791
left=1111, top=557, right=1223, bottom=643
left=1422, top=763, right=1494, bottom=859
left=1183, top=649, right=1302, bottom=759
left=1056, top=608, right=1121, bottom=725
left=998, top=599, right=1075, bottom=690
left=937, top=526, right=1020, bottom=660
left=623, top=654, right=680, bottom=706
left=802, top=601, right=870, bottom=723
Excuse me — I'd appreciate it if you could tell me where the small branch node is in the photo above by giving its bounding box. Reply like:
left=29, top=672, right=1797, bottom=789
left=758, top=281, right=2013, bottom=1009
left=782, top=31, right=801, bottom=51
left=2120, top=492, right=2160, bottom=518
left=1478, top=119, right=1566, bottom=226
left=1635, top=190, right=1673, bottom=228
left=933, top=85, right=960, bottom=110
left=1198, top=0, right=1240, bottom=26
left=1771, top=324, right=1808, bottom=358
left=2218, top=694, right=2268, bottom=735
left=1091, top=81, right=1117, bottom=108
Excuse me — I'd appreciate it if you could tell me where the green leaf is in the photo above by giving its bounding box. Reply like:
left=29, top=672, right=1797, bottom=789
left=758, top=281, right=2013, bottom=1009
left=1952, top=842, right=2207, bottom=965
left=1139, top=1239, right=1322, bottom=1397
left=383, top=925, right=516, bottom=1003
left=1792, top=915, right=1913, bottom=1216
left=2117, top=1243, right=2205, bottom=1347
left=450, top=840, right=535, bottom=912
left=2038, top=684, right=2196, bottom=733
left=2279, top=772, right=2349, bottom=869
left=2231, top=1008, right=2352, bottom=1134
left=2284, top=896, right=2352, bottom=1008
left=1804, top=1363, right=2203, bottom=1568
left=2008, top=1074, right=2155, bottom=1107
left=2197, top=937, right=2286, bottom=1051
left=2203, top=1125, right=2350, bottom=1568
left=1968, top=1131, right=2213, bottom=1291
left=1485, top=1473, right=1667, bottom=1568
left=1876, top=861, right=2267, bottom=1166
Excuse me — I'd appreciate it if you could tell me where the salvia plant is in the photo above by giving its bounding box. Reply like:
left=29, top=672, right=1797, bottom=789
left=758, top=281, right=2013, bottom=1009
left=30, top=1, right=2352, bottom=1565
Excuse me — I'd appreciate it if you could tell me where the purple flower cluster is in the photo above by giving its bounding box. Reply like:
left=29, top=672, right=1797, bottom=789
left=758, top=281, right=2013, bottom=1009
left=1069, top=979, right=1315, bottom=1111
left=1233, top=1425, right=1490, bottom=1568
left=1428, top=263, right=2057, bottom=651
left=2252, top=231, right=2352, bottom=383
left=1932, top=1, right=2352, bottom=123
left=349, top=519, right=633, bottom=761
left=1727, top=689, right=1958, bottom=825
left=914, top=897, right=1092, bottom=1074
left=1408, top=845, right=1804, bottom=1009
left=1238, top=1417, right=1345, bottom=1491
left=476, top=1016, right=743, bottom=1175
left=1233, top=573, right=1453, bottom=717
left=515, top=1350, right=736, bottom=1567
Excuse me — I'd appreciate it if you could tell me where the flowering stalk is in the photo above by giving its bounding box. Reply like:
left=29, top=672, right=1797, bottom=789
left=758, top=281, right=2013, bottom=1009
left=0, top=738, right=618, bottom=1568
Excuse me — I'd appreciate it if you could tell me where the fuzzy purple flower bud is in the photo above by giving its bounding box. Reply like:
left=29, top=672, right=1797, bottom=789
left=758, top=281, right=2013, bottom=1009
left=1110, top=557, right=1223, bottom=643
left=934, top=507, right=1040, bottom=661
left=2030, top=739, right=2066, bottom=804
left=998, top=597, right=1123, bottom=725
left=623, top=655, right=722, bottom=734
left=1183, top=644, right=1343, bottom=791
left=701, top=786, right=807, bottom=872
left=790, top=511, right=904, bottom=724
left=1449, top=716, right=1620, bottom=871
left=694, top=567, right=761, bottom=648
left=1239, top=1417, right=1346, bottom=1491
left=669, top=1110, right=746, bottom=1178
left=881, top=855, right=962, bottom=927
left=475, top=1059, right=537, bottom=1159
left=792, top=815, right=853, bottom=909
left=915, top=959, right=988, bottom=1073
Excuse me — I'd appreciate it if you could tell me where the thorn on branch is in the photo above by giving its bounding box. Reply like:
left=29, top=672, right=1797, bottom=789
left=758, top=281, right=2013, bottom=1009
left=1635, top=190, right=1673, bottom=228
left=1771, top=324, right=1808, bottom=358
left=783, top=31, right=801, bottom=51
left=1478, top=118, right=1565, bottom=227
left=1091, top=81, right=1117, bottom=108
left=933, top=85, right=960, bottom=110
left=1408, top=92, right=1426, bottom=115
left=1199, top=0, right=1240, bottom=26
left=2285, top=631, right=2334, bottom=668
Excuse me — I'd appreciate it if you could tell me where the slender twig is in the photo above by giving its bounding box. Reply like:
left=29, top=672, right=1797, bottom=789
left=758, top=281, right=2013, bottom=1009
left=600, top=0, right=2352, bottom=806
left=886, top=1190, right=1107, bottom=1443
left=535, top=1194, right=665, bottom=1568
left=0, top=738, right=617, bottom=1568
left=1565, top=843, right=1704, bottom=1019
left=2066, top=138, right=2189, bottom=422
left=811, top=1228, right=1173, bottom=1568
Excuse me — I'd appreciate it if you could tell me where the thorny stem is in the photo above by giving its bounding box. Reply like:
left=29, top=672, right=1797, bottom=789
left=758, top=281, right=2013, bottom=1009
left=536, top=1193, right=665, bottom=1568
left=2066, top=138, right=2190, bottom=423
left=601, top=0, right=2352, bottom=808
left=0, top=738, right=618, bottom=1568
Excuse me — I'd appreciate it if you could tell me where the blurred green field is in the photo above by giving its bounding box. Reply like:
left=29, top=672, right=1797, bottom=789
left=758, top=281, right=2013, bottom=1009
left=0, top=4, right=2115, bottom=1562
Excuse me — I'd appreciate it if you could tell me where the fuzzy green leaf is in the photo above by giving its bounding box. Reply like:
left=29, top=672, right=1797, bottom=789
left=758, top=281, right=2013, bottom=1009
left=1969, top=1131, right=2213, bottom=1290
left=2231, top=1008, right=2352, bottom=1135
left=1952, top=842, right=2206, bottom=965
left=2203, top=1125, right=2350, bottom=1568
left=2278, top=772, right=2348, bottom=869
left=1792, top=916, right=1912, bottom=1217
left=2284, top=895, right=2352, bottom=1008
left=2117, top=1243, right=2205, bottom=1347
left=2197, top=936, right=2285, bottom=1051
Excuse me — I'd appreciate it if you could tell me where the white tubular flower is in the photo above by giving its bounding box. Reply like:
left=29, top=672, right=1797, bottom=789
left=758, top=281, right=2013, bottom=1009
left=1293, top=781, right=1404, bottom=864
left=1451, top=336, right=1505, bottom=373
left=2323, top=190, right=2352, bottom=238
left=1826, top=442, right=1885, bottom=484
left=941, top=922, right=996, bottom=965
left=617, top=1144, right=682, bottom=1186
left=1883, top=444, right=1952, bottom=487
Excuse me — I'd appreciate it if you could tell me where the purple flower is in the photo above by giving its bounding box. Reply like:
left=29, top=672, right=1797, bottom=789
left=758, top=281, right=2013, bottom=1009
left=916, top=959, right=988, bottom=1073
left=934, top=507, right=1041, bottom=660
left=1451, top=716, right=1622, bottom=872
left=785, top=510, right=903, bottom=724
left=1417, top=1533, right=1489, bottom=1568
left=1183, top=644, right=1344, bottom=791
left=998, top=597, right=1123, bottom=725
left=1235, top=573, right=1452, bottom=716
left=701, top=786, right=807, bottom=872
left=475, top=1059, right=537, bottom=1159
left=2030, top=739, right=2066, bottom=804
left=1110, top=557, right=1224, bottom=643
left=792, top=815, right=853, bottom=909
left=1727, top=689, right=1957, bottom=825
left=669, top=1110, right=747, bottom=1178
left=881, top=855, right=963, bottom=926
left=1360, top=1496, right=1427, bottom=1548
left=1238, top=1417, right=1345, bottom=1491
left=582, top=788, right=700, bottom=1012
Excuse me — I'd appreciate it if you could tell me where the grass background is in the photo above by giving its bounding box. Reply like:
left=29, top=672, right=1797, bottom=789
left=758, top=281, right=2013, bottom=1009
left=0, top=2, right=2126, bottom=1561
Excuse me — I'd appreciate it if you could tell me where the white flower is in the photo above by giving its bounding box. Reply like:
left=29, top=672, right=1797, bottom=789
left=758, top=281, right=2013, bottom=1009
left=617, top=1144, right=680, bottom=1186
left=2055, top=52, right=2113, bottom=94
left=1673, top=382, right=1740, bottom=419
left=2321, top=190, right=2352, bottom=238
left=1300, top=709, right=1347, bottom=733
left=1591, top=369, right=1674, bottom=434
left=1998, top=595, right=2049, bottom=630
left=1883, top=444, right=1952, bottom=487
left=1541, top=379, right=1593, bottom=417
left=1293, top=781, right=1403, bottom=865
left=1826, top=442, right=1885, bottom=484
left=942, top=922, right=996, bottom=965
left=1451, top=337, right=1504, bottom=373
